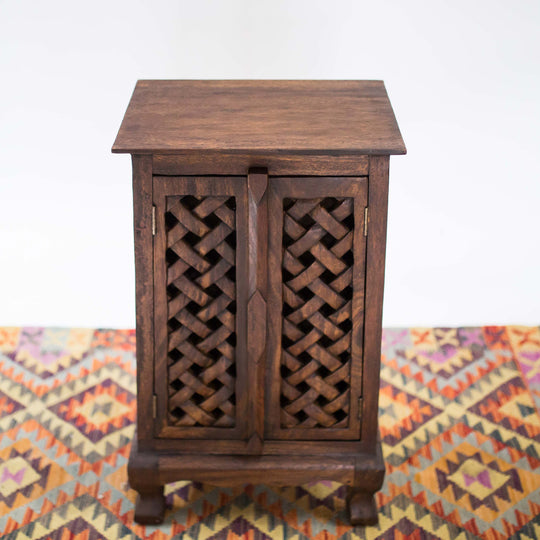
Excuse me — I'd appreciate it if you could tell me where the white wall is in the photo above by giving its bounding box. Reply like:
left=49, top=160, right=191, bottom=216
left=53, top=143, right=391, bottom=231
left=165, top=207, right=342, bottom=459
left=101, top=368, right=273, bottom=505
left=0, top=0, right=538, bottom=328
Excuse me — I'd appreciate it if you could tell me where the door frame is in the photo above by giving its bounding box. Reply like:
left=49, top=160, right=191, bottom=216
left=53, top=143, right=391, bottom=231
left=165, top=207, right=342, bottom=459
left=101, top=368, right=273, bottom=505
left=152, top=175, right=249, bottom=439
left=265, top=176, right=368, bottom=440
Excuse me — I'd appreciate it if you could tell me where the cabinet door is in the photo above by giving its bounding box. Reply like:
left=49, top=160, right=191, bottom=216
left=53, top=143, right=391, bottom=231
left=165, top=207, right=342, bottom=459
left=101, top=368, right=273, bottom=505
left=153, top=176, right=248, bottom=439
left=266, top=177, right=368, bottom=440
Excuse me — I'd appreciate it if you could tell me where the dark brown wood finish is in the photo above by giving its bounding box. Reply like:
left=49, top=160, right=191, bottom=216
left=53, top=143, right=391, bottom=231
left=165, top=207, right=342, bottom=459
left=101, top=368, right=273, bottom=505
left=152, top=153, right=369, bottom=176
left=150, top=438, right=367, bottom=454
left=128, top=439, right=165, bottom=525
left=113, top=80, right=405, bottom=155
left=266, top=177, right=367, bottom=440
left=246, top=168, right=268, bottom=454
left=131, top=154, right=154, bottom=449
left=153, top=176, right=249, bottom=439
left=115, top=80, right=405, bottom=527
left=156, top=454, right=357, bottom=485
left=361, top=156, right=390, bottom=451
left=347, top=440, right=385, bottom=526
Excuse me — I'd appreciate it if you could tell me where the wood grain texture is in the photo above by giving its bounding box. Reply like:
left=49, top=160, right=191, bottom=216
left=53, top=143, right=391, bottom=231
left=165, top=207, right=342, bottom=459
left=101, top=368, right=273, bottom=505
left=131, top=155, right=154, bottom=449
left=112, top=80, right=406, bottom=155
left=348, top=437, right=385, bottom=525
left=360, top=156, right=390, bottom=451
left=150, top=437, right=367, bottom=455
left=128, top=439, right=384, bottom=514
left=156, top=454, right=356, bottom=485
left=246, top=169, right=268, bottom=454
left=128, top=438, right=166, bottom=525
left=152, top=153, right=369, bottom=176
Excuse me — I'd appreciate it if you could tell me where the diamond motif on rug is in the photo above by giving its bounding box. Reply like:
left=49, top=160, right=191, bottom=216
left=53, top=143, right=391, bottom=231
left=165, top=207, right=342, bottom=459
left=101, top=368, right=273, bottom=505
left=379, top=382, right=442, bottom=446
left=0, top=456, right=41, bottom=497
left=0, top=436, right=74, bottom=514
left=467, top=376, right=540, bottom=440
left=446, top=457, right=509, bottom=500
left=402, top=332, right=484, bottom=379
left=76, top=392, right=131, bottom=425
left=379, top=393, right=413, bottom=425
left=385, top=326, right=515, bottom=405
left=499, top=393, right=540, bottom=426
left=414, top=440, right=538, bottom=520
left=49, top=379, right=135, bottom=441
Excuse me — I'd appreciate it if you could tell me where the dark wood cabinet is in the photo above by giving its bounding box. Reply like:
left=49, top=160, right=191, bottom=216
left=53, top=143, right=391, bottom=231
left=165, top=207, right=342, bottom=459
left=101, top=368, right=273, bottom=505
left=113, top=80, right=405, bottom=526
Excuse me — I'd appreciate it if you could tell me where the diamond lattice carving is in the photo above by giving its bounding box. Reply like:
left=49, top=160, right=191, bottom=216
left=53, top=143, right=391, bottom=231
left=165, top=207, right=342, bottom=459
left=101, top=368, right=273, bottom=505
left=280, top=197, right=354, bottom=428
left=165, top=195, right=237, bottom=427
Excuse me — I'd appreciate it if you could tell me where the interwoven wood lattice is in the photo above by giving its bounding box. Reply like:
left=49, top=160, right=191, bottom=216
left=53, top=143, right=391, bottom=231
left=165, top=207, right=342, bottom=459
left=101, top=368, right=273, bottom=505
left=165, top=195, right=237, bottom=427
left=281, top=197, right=354, bottom=429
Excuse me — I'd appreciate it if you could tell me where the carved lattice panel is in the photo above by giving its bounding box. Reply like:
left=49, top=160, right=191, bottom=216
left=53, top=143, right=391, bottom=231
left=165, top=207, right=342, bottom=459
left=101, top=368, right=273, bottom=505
left=165, top=195, right=237, bottom=428
left=280, top=197, right=354, bottom=429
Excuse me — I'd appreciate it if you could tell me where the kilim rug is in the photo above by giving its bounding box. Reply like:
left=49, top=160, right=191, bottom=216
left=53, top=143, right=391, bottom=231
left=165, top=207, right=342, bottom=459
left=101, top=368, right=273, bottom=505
left=0, top=327, right=539, bottom=540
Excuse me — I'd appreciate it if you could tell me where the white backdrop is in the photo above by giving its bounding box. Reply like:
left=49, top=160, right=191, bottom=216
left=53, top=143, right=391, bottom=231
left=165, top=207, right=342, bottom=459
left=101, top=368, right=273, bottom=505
left=1, top=0, right=538, bottom=328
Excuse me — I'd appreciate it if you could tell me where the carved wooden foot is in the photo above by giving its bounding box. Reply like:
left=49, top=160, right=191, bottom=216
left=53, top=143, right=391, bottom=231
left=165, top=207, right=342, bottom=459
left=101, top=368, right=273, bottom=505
left=133, top=485, right=165, bottom=525
left=347, top=487, right=378, bottom=526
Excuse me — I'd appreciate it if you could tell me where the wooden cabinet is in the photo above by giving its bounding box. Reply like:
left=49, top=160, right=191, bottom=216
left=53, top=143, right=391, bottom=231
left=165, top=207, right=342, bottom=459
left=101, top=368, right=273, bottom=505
left=113, top=80, right=405, bottom=526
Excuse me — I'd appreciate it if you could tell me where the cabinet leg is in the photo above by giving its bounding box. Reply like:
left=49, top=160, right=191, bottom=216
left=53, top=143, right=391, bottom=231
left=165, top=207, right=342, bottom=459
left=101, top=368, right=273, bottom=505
left=128, top=437, right=166, bottom=524
left=346, top=486, right=378, bottom=526
left=133, top=485, right=165, bottom=525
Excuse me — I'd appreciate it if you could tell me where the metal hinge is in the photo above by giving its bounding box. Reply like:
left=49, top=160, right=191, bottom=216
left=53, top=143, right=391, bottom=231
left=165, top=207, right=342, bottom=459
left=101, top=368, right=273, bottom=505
left=363, top=207, right=369, bottom=237
left=152, top=394, right=157, bottom=418
left=358, top=397, right=363, bottom=420
left=152, top=206, right=156, bottom=236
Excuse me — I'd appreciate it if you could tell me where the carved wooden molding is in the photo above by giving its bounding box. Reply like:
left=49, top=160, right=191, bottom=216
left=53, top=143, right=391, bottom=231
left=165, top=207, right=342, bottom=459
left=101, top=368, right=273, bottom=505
left=246, top=169, right=268, bottom=454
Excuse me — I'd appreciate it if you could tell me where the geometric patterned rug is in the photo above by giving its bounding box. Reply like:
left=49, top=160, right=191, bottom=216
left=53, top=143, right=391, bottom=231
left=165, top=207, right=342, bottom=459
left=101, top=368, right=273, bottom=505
left=0, top=326, right=539, bottom=540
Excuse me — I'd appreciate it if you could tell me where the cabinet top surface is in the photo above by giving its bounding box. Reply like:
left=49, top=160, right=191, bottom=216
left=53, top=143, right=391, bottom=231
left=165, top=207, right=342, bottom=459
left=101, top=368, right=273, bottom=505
left=112, top=80, right=406, bottom=155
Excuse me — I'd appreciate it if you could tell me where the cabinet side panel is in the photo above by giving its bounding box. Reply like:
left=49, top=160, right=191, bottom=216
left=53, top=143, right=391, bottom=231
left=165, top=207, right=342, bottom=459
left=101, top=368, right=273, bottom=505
left=132, top=154, right=154, bottom=448
left=361, top=156, right=389, bottom=451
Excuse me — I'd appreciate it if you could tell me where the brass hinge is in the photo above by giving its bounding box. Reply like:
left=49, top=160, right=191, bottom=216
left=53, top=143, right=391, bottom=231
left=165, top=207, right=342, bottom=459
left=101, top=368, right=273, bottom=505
left=151, top=206, right=156, bottom=236
left=363, top=207, right=369, bottom=237
left=152, top=394, right=157, bottom=418
left=358, top=397, right=363, bottom=420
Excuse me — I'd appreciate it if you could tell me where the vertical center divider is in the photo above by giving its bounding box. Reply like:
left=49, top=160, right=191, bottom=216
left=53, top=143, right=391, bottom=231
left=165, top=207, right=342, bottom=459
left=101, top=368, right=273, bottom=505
left=246, top=168, right=269, bottom=454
